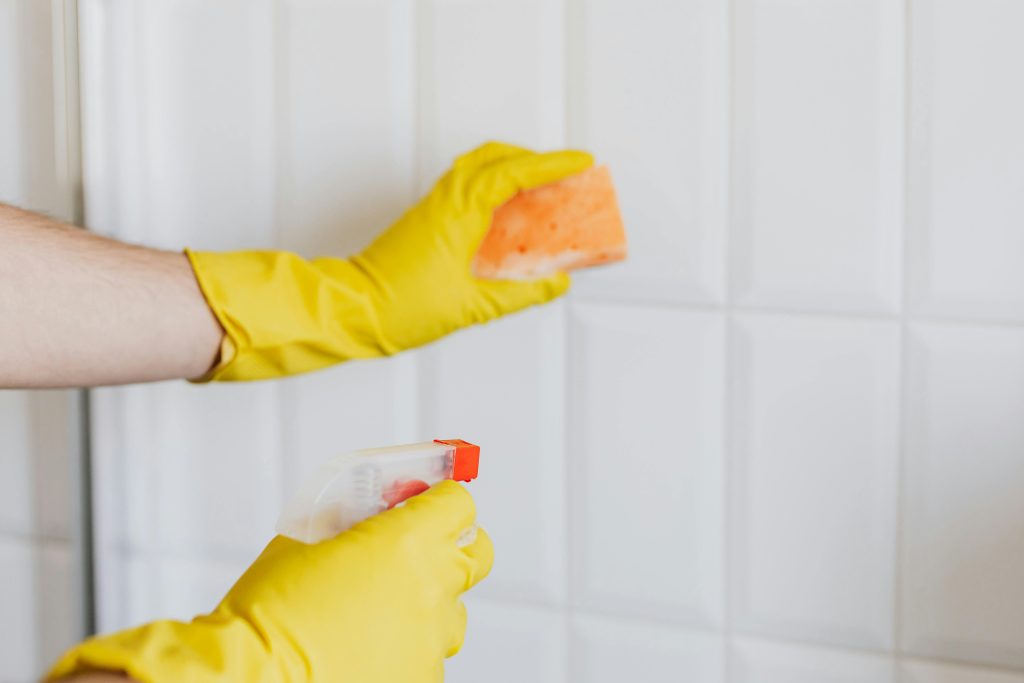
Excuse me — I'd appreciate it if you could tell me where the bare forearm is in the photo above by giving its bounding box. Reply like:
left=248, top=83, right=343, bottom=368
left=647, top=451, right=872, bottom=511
left=0, top=204, right=223, bottom=387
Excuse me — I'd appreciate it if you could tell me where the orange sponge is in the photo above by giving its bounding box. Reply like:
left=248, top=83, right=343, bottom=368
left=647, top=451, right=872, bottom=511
left=472, top=165, right=627, bottom=280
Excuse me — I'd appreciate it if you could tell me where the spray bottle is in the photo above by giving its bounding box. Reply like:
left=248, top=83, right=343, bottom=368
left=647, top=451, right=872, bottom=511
left=277, top=439, right=480, bottom=544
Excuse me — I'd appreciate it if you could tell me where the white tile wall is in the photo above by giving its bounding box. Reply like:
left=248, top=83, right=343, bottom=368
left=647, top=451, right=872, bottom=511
left=908, top=0, right=1024, bottom=322
left=420, top=0, right=565, bottom=181
left=72, top=0, right=1024, bottom=680
left=0, top=391, right=74, bottom=541
left=570, top=0, right=729, bottom=304
left=901, top=660, right=1024, bottom=683
left=731, top=637, right=895, bottom=683
left=1, top=2, right=83, bottom=680
left=276, top=0, right=415, bottom=258
left=731, top=314, right=900, bottom=649
left=902, top=323, right=1024, bottom=669
left=570, top=303, right=725, bottom=627
left=0, top=538, right=76, bottom=683
left=140, top=0, right=277, bottom=251
left=447, top=598, right=566, bottom=683
left=0, top=392, right=33, bottom=536
left=572, top=615, right=725, bottom=683
left=732, top=0, right=903, bottom=313
left=119, top=551, right=252, bottom=626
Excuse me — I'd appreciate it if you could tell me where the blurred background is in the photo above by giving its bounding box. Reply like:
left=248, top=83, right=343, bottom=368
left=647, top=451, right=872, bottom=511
left=3, top=0, right=1024, bottom=681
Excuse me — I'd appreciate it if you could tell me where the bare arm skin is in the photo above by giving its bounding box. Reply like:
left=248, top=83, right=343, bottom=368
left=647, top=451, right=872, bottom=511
left=0, top=204, right=224, bottom=387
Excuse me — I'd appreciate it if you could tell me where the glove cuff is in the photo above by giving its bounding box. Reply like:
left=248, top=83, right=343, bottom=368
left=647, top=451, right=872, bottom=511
left=46, top=616, right=274, bottom=683
left=185, top=249, right=390, bottom=381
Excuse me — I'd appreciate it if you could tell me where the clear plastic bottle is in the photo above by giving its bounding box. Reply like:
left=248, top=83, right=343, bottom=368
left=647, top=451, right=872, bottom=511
left=277, top=439, right=480, bottom=544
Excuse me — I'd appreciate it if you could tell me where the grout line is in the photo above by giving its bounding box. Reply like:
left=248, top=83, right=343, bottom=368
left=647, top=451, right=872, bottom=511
left=560, top=299, right=575, bottom=680
left=410, top=0, right=429, bottom=442
left=470, top=593, right=1024, bottom=678
left=893, top=0, right=913, bottom=662
left=567, top=293, right=1024, bottom=332
left=270, top=0, right=292, bottom=520
left=724, top=0, right=739, bottom=679
left=562, top=0, right=582, bottom=677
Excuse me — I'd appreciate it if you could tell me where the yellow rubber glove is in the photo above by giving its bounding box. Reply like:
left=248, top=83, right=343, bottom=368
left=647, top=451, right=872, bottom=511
left=187, top=142, right=594, bottom=381
left=48, top=481, right=492, bottom=683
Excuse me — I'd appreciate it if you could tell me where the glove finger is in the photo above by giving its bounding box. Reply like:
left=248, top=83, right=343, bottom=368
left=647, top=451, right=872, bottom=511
left=453, top=141, right=532, bottom=174
left=459, top=525, right=494, bottom=591
left=468, top=149, right=594, bottom=214
left=444, top=599, right=469, bottom=657
left=474, top=271, right=571, bottom=320
left=395, top=480, right=478, bottom=540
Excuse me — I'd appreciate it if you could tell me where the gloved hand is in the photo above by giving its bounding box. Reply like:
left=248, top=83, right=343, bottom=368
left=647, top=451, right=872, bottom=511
left=48, top=481, right=493, bottom=683
left=186, top=142, right=593, bottom=381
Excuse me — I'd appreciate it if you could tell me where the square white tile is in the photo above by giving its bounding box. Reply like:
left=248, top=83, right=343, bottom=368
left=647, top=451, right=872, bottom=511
left=908, top=0, right=1024, bottom=321
left=570, top=303, right=725, bottom=627
left=731, top=314, right=900, bottom=649
left=276, top=0, right=415, bottom=258
left=572, top=0, right=728, bottom=304
left=732, top=0, right=903, bottom=312
left=139, top=0, right=277, bottom=250
left=902, top=323, right=1024, bottom=668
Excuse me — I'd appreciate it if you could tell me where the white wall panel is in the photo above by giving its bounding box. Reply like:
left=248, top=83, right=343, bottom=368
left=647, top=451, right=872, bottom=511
left=100, top=383, right=279, bottom=559
left=119, top=552, right=251, bottom=626
left=570, top=304, right=725, bottom=627
left=447, top=599, right=566, bottom=683
left=423, top=305, right=566, bottom=606
left=732, top=637, right=895, bottom=683
left=902, top=660, right=1024, bottom=683
left=420, top=0, right=564, bottom=181
left=902, top=324, right=1024, bottom=669
left=0, top=4, right=82, bottom=679
left=0, top=392, right=32, bottom=536
left=0, top=0, right=21, bottom=201
left=0, top=0, right=77, bottom=219
left=276, top=0, right=415, bottom=258
left=732, top=314, right=899, bottom=649
left=0, top=392, right=74, bottom=540
left=0, top=539, right=75, bottom=682
left=0, top=538, right=45, bottom=681
left=139, top=0, right=276, bottom=250
left=571, top=615, right=725, bottom=683
left=733, top=0, right=903, bottom=313
left=909, top=0, right=1024, bottom=321
left=571, top=0, right=728, bottom=303
left=148, top=383, right=281, bottom=558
